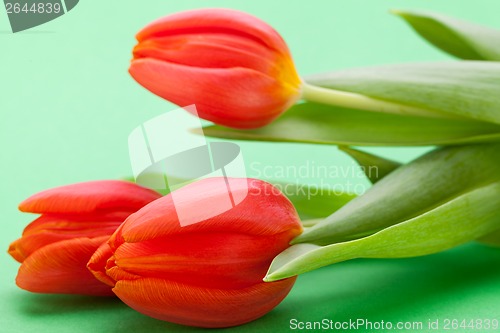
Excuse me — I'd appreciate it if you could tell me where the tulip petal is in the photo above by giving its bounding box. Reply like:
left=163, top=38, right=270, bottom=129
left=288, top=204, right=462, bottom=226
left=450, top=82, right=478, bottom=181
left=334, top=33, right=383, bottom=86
left=10, top=233, right=93, bottom=263
left=10, top=212, right=128, bottom=263
left=136, top=8, right=290, bottom=55
left=16, top=236, right=114, bottom=296
left=133, top=33, right=280, bottom=73
left=87, top=242, right=118, bottom=287
left=19, top=180, right=161, bottom=214
left=111, top=232, right=293, bottom=289
left=129, top=59, right=297, bottom=128
left=131, top=8, right=302, bottom=129
left=117, top=178, right=302, bottom=244
left=113, top=276, right=296, bottom=328
left=10, top=226, right=120, bottom=263
left=22, top=211, right=131, bottom=235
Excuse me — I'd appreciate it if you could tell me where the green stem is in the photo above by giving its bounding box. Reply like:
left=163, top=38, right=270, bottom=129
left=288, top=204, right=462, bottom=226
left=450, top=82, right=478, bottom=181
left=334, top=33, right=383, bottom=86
left=301, top=82, right=461, bottom=119
left=300, top=218, right=323, bottom=228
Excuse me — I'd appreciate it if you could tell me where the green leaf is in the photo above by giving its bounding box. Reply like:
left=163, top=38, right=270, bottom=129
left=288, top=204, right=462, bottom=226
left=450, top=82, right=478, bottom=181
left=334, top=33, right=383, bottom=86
left=269, top=148, right=408, bottom=220
left=338, top=146, right=401, bottom=183
left=265, top=181, right=500, bottom=281
left=201, top=102, right=500, bottom=147
left=393, top=9, right=500, bottom=61
left=306, top=61, right=500, bottom=125
left=281, top=183, right=356, bottom=220
left=294, top=144, right=500, bottom=245
left=478, top=229, right=500, bottom=247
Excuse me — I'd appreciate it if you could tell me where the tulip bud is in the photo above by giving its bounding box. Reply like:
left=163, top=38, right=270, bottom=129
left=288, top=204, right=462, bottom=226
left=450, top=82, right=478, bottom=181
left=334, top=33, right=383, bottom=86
left=9, top=180, right=161, bottom=296
left=129, top=8, right=302, bottom=129
left=88, top=178, right=302, bottom=327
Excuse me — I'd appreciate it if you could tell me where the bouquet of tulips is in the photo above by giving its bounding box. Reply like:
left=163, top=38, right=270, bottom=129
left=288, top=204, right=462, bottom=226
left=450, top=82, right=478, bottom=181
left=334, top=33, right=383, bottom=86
left=9, top=8, right=500, bottom=328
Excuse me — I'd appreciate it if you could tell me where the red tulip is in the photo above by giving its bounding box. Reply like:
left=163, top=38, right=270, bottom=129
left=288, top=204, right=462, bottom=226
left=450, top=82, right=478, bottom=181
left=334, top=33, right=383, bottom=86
left=9, top=180, right=161, bottom=296
left=129, top=8, right=302, bottom=129
left=88, top=178, right=302, bottom=327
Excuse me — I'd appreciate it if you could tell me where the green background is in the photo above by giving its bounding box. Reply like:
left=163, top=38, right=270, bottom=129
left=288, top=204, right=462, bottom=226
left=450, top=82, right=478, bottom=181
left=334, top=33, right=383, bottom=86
left=1, top=1, right=499, bottom=332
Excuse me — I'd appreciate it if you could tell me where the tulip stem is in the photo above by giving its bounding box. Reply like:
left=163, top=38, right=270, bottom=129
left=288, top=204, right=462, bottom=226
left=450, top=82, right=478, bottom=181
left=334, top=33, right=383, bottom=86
left=301, top=218, right=322, bottom=228
left=301, top=82, right=462, bottom=119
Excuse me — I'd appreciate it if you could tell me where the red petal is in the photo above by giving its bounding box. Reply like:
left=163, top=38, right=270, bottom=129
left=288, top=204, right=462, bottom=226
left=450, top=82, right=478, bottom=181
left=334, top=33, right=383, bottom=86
left=133, top=33, right=279, bottom=73
left=136, top=8, right=290, bottom=56
left=117, top=178, right=302, bottom=244
left=16, top=236, right=114, bottom=296
left=22, top=211, right=130, bottom=235
left=19, top=180, right=161, bottom=214
left=8, top=239, right=26, bottom=263
left=111, top=232, right=293, bottom=289
left=113, top=276, right=296, bottom=328
left=9, top=213, right=127, bottom=262
left=9, top=227, right=119, bottom=263
left=129, top=59, right=298, bottom=129
left=87, top=242, right=117, bottom=287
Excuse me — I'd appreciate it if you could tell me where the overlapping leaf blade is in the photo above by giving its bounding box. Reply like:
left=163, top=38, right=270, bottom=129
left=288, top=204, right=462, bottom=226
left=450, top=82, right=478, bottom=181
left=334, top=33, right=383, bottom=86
left=393, top=10, right=500, bottom=61
left=479, top=230, right=500, bottom=247
left=283, top=184, right=356, bottom=220
left=338, top=146, right=500, bottom=246
left=338, top=146, right=401, bottom=183
left=202, top=102, right=500, bottom=147
left=306, top=61, right=500, bottom=125
left=294, top=144, right=500, bottom=245
left=265, top=181, right=500, bottom=281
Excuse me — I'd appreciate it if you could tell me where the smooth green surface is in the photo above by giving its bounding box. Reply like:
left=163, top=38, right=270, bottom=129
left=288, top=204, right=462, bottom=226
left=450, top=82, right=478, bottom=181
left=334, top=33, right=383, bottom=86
left=2, top=1, right=500, bottom=332
left=338, top=146, right=401, bottom=183
left=203, top=102, right=500, bottom=147
left=393, top=9, right=500, bottom=60
left=267, top=181, right=500, bottom=281
left=306, top=61, right=500, bottom=125
left=296, top=144, right=500, bottom=245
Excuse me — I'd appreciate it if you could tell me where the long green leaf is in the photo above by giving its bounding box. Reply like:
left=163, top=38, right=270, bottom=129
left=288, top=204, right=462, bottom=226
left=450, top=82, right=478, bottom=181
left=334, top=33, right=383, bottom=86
left=338, top=147, right=500, bottom=247
left=294, top=144, right=500, bottom=245
left=478, top=229, right=500, bottom=247
left=276, top=148, right=402, bottom=220
left=265, top=181, right=500, bottom=281
left=272, top=148, right=405, bottom=220
left=201, top=102, right=500, bottom=147
left=283, top=184, right=356, bottom=220
left=393, top=10, right=500, bottom=61
left=336, top=147, right=500, bottom=248
left=338, top=146, right=401, bottom=183
left=306, top=61, right=500, bottom=125
left=336, top=146, right=500, bottom=246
